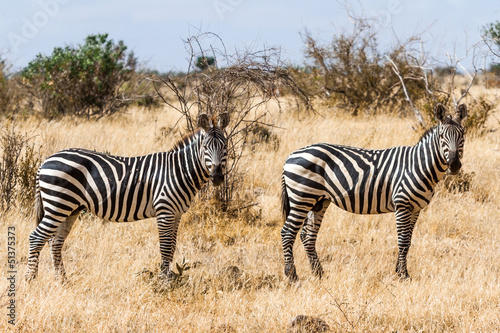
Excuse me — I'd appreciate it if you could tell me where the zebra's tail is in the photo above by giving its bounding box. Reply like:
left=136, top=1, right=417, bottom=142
left=34, top=169, right=43, bottom=226
left=281, top=173, right=290, bottom=221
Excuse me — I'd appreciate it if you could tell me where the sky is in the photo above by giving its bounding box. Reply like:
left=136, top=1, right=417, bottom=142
left=1, top=0, right=499, bottom=73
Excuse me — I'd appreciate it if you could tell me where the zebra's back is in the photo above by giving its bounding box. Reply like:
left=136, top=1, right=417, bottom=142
left=283, top=143, right=410, bottom=214
left=39, top=148, right=160, bottom=222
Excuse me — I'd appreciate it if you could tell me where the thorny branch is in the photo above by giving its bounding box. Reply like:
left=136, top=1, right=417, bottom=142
left=147, top=32, right=310, bottom=209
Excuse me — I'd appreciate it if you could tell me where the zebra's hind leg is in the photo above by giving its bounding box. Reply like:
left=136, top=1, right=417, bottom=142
left=281, top=207, right=311, bottom=282
left=49, top=211, right=79, bottom=281
left=156, top=213, right=181, bottom=282
left=26, top=214, right=68, bottom=281
left=300, top=199, right=330, bottom=278
left=395, top=208, right=420, bottom=280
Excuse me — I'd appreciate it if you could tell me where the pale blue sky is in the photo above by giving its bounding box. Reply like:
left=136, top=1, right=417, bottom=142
left=1, top=0, right=499, bottom=72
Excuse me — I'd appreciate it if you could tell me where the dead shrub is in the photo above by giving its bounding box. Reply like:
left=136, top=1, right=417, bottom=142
left=461, top=96, right=496, bottom=135
left=17, top=142, right=41, bottom=211
left=419, top=95, right=496, bottom=135
left=0, top=127, right=24, bottom=211
left=300, top=22, right=435, bottom=115
left=151, top=32, right=309, bottom=212
left=0, top=59, right=24, bottom=117
left=244, top=123, right=280, bottom=151
left=440, top=170, right=475, bottom=194
left=0, top=126, right=40, bottom=213
left=287, top=315, right=330, bottom=333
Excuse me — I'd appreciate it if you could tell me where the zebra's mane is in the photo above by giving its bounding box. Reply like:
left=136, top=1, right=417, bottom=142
left=418, top=125, right=438, bottom=143
left=168, top=129, right=203, bottom=152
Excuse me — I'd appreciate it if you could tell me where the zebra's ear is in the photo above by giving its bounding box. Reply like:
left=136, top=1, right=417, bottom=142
left=197, top=113, right=211, bottom=131
left=455, top=104, right=468, bottom=122
left=434, top=103, right=447, bottom=123
left=218, top=112, right=230, bottom=129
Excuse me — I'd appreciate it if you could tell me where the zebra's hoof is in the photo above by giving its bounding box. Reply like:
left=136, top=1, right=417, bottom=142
left=311, top=261, right=324, bottom=279
left=396, top=268, right=411, bottom=280
left=25, top=273, right=37, bottom=282
left=285, top=263, right=299, bottom=283
left=55, top=273, right=68, bottom=284
left=158, top=270, right=174, bottom=282
left=399, top=273, right=411, bottom=281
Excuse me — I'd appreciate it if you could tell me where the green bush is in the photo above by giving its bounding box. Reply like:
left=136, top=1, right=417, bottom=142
left=195, top=56, right=216, bottom=71
left=20, top=33, right=137, bottom=118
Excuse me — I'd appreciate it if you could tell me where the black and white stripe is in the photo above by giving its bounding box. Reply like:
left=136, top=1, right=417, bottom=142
left=26, top=113, right=229, bottom=281
left=281, top=104, right=467, bottom=281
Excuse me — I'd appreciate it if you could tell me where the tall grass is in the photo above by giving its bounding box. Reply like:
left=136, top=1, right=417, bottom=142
left=0, top=91, right=499, bottom=331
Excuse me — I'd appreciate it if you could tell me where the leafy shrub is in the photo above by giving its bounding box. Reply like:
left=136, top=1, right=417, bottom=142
left=195, top=56, right=216, bottom=71
left=20, top=33, right=137, bottom=118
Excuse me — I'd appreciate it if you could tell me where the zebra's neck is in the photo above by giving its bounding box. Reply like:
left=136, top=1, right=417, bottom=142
left=170, top=130, right=210, bottom=191
left=413, top=125, right=448, bottom=185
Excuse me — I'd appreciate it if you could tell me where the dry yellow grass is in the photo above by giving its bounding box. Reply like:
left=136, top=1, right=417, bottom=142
left=1, top=92, right=499, bottom=332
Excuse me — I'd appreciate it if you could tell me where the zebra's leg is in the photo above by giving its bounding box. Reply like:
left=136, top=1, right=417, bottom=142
left=156, top=213, right=181, bottom=281
left=395, top=208, right=420, bottom=279
left=300, top=199, right=330, bottom=278
left=49, top=211, right=79, bottom=281
left=26, top=213, right=68, bottom=281
left=281, top=206, right=311, bottom=282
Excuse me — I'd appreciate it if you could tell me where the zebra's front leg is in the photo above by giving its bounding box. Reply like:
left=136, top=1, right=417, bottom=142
left=300, top=199, right=330, bottom=278
left=49, top=213, right=78, bottom=281
left=156, top=213, right=181, bottom=281
left=395, top=208, right=420, bottom=280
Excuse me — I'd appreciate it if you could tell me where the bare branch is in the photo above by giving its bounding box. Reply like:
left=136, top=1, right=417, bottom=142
left=456, top=70, right=477, bottom=106
left=385, top=55, right=424, bottom=125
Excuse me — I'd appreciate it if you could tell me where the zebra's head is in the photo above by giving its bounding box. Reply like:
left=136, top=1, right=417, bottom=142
left=434, top=103, right=467, bottom=175
left=198, top=112, right=230, bottom=186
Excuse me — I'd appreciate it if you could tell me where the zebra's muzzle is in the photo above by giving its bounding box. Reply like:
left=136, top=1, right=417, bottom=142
left=447, top=152, right=462, bottom=175
left=210, top=165, right=224, bottom=186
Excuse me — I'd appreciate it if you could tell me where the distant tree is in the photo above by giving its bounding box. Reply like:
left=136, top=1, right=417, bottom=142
left=482, top=21, right=500, bottom=81
left=195, top=56, right=216, bottom=71
left=482, top=20, right=500, bottom=61
left=483, top=21, right=500, bottom=48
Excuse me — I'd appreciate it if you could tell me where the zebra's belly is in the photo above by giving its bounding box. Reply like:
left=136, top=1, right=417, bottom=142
left=325, top=188, right=396, bottom=215
left=70, top=192, right=155, bottom=223
left=329, top=197, right=395, bottom=215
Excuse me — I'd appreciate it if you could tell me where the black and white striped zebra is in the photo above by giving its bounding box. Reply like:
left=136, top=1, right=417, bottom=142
left=280, top=104, right=467, bottom=281
left=26, top=113, right=229, bottom=281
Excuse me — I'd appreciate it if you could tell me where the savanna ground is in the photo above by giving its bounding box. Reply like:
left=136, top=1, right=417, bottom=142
left=1, top=83, right=499, bottom=332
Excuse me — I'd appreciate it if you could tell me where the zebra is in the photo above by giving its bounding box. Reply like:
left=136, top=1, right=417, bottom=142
left=26, top=112, right=229, bottom=281
left=280, top=104, right=467, bottom=281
